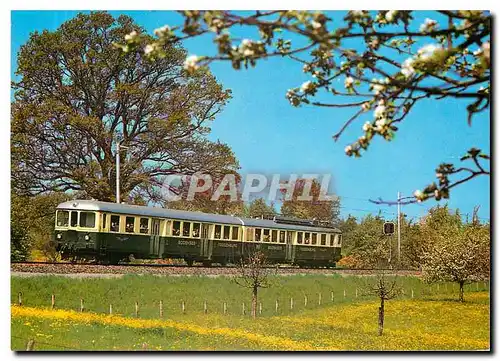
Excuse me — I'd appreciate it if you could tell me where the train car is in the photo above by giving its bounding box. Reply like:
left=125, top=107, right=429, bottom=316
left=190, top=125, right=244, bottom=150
left=53, top=200, right=342, bottom=266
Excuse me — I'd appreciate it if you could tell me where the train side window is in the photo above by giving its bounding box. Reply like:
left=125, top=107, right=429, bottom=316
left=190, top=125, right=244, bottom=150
left=139, top=218, right=149, bottom=234
left=329, top=235, right=335, bottom=247
left=223, top=225, right=230, bottom=240
left=246, top=228, right=254, bottom=242
left=172, top=221, right=181, bottom=236
left=255, top=229, right=262, bottom=242
left=279, top=231, right=286, bottom=243
left=125, top=217, right=135, bottom=233
left=183, top=222, right=191, bottom=237
left=304, top=232, right=311, bottom=244
left=287, top=231, right=293, bottom=243
left=70, top=211, right=78, bottom=227
left=80, top=212, right=96, bottom=228
left=102, top=214, right=107, bottom=230
left=338, top=234, right=342, bottom=247
left=321, top=234, right=327, bottom=245
left=263, top=229, right=270, bottom=242
left=56, top=211, right=69, bottom=227
left=110, top=215, right=120, bottom=232
left=312, top=233, right=317, bottom=245
left=232, top=226, right=239, bottom=240
left=192, top=223, right=201, bottom=238
left=297, top=232, right=303, bottom=244
left=271, top=230, right=278, bottom=243
left=214, top=225, right=222, bottom=239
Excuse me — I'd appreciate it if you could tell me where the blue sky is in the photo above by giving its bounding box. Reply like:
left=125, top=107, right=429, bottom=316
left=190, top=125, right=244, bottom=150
left=11, top=10, right=491, bottom=222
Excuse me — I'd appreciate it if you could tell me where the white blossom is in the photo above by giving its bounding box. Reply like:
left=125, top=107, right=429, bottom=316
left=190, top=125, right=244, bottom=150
left=311, top=20, right=322, bottom=29
left=385, top=10, right=398, bottom=22
left=419, top=18, right=438, bottom=33
left=363, top=121, right=371, bottom=131
left=154, top=25, right=170, bottom=37
left=344, top=145, right=352, bottom=154
left=300, top=81, right=315, bottom=93
left=184, top=55, right=200, bottom=73
left=417, top=44, right=442, bottom=60
left=144, top=44, right=155, bottom=55
left=374, top=105, right=386, bottom=118
left=375, top=117, right=388, bottom=129
left=414, top=189, right=424, bottom=199
left=344, top=76, right=354, bottom=88
left=125, top=31, right=138, bottom=42
left=361, top=102, right=371, bottom=112
left=401, top=58, right=416, bottom=78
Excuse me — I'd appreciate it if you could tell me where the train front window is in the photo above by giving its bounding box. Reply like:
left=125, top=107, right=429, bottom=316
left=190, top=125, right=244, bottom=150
left=338, top=234, right=342, bottom=246
left=56, top=211, right=69, bottom=227
left=183, top=222, right=191, bottom=237
left=139, top=218, right=149, bottom=234
left=125, top=217, right=135, bottom=233
left=79, top=212, right=96, bottom=228
left=173, top=221, right=181, bottom=236
left=312, top=233, right=317, bottom=245
left=321, top=234, right=327, bottom=245
left=110, top=215, right=120, bottom=232
left=70, top=211, right=78, bottom=227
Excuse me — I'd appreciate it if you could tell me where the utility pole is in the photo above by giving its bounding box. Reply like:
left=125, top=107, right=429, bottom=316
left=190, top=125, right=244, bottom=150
left=115, top=141, right=129, bottom=204
left=397, top=191, right=401, bottom=266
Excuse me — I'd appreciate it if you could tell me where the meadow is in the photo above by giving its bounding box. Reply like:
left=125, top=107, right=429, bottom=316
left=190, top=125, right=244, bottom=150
left=11, top=274, right=490, bottom=351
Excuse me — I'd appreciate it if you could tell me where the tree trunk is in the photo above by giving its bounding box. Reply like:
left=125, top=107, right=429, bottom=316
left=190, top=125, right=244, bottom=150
left=252, top=286, right=258, bottom=319
left=378, top=298, right=385, bottom=336
left=459, top=281, right=465, bottom=302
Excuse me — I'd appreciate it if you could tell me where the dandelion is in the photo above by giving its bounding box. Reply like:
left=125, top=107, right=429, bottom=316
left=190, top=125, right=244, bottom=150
left=184, top=55, right=200, bottom=73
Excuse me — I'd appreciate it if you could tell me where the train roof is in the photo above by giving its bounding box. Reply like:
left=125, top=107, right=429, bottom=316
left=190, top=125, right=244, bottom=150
left=56, top=200, right=341, bottom=233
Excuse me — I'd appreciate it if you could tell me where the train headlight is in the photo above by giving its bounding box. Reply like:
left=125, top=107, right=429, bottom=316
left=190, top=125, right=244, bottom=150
left=84, top=235, right=90, bottom=241
left=56, top=233, right=62, bottom=239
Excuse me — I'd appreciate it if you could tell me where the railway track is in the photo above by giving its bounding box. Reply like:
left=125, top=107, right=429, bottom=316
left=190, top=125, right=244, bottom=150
left=11, top=261, right=421, bottom=276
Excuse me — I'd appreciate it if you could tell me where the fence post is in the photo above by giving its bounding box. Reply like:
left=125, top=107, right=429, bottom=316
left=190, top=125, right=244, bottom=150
left=159, top=300, right=163, bottom=318
left=259, top=302, right=262, bottom=315
left=355, top=289, right=358, bottom=298
left=290, top=297, right=293, bottom=310
left=318, top=293, right=322, bottom=305
left=182, top=301, right=186, bottom=314
left=476, top=282, right=479, bottom=291
left=204, top=300, right=207, bottom=314
left=51, top=294, right=55, bottom=309
left=343, top=289, right=346, bottom=298
left=135, top=301, right=139, bottom=317
left=26, top=339, right=35, bottom=351
left=331, top=291, right=334, bottom=302
left=223, top=302, right=227, bottom=315
left=18, top=292, right=22, bottom=306
left=275, top=299, right=279, bottom=314
left=304, top=295, right=308, bottom=307
left=242, top=302, right=245, bottom=315
left=80, top=298, right=84, bottom=312
left=109, top=304, right=113, bottom=315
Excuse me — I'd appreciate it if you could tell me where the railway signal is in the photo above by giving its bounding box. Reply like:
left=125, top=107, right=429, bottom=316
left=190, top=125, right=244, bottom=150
left=383, top=222, right=395, bottom=235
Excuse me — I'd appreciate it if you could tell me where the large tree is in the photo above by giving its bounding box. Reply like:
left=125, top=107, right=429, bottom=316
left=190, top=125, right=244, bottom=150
left=123, top=10, right=490, bottom=203
left=12, top=12, right=237, bottom=202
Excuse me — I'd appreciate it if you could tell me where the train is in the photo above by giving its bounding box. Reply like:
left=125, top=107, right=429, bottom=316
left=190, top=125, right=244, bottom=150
left=53, top=200, right=342, bottom=266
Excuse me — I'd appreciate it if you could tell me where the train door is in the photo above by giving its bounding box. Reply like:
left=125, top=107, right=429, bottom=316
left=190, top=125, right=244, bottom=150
left=285, top=231, right=295, bottom=262
left=200, top=223, right=212, bottom=260
left=150, top=219, right=161, bottom=256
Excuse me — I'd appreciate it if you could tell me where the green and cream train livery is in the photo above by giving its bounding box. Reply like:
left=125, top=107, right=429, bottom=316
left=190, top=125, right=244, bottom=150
left=54, top=200, right=342, bottom=266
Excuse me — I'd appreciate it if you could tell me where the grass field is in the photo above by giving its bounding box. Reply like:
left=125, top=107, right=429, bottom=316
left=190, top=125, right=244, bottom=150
left=11, top=274, right=490, bottom=351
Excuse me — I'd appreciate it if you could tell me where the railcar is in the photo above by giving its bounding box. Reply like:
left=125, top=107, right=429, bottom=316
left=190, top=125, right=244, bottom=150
left=53, top=200, right=342, bottom=266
